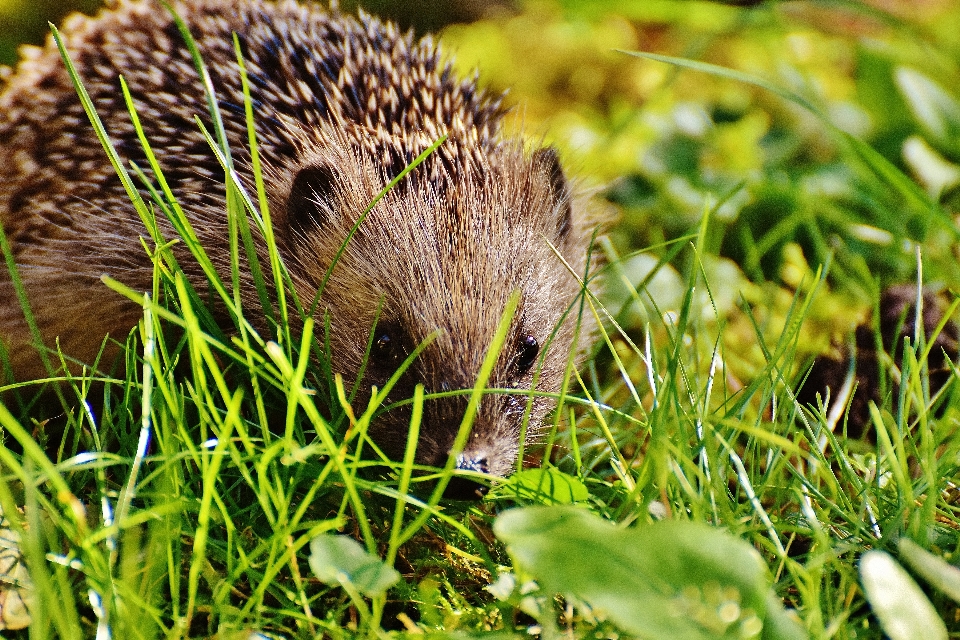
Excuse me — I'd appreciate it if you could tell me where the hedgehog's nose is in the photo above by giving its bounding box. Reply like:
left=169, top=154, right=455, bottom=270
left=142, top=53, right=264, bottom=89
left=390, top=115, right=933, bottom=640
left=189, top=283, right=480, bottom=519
left=442, top=454, right=490, bottom=500
left=456, top=453, right=489, bottom=474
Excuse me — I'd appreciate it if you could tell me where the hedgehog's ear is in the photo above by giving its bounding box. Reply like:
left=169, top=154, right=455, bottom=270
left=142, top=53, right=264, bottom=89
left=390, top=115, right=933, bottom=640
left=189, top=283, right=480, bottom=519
left=286, top=164, right=336, bottom=234
left=532, top=147, right=572, bottom=245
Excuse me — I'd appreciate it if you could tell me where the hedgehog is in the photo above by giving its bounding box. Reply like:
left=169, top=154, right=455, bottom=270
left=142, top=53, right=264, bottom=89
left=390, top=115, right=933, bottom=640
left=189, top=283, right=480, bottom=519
left=0, top=0, right=598, bottom=486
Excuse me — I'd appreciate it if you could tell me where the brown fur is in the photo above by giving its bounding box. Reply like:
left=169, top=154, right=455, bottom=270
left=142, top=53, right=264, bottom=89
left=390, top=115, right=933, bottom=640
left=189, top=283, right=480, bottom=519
left=0, top=0, right=597, bottom=479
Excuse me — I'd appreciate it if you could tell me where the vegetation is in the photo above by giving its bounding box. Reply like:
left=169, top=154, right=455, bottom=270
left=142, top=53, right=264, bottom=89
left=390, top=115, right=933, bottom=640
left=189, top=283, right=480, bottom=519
left=2, top=0, right=960, bottom=638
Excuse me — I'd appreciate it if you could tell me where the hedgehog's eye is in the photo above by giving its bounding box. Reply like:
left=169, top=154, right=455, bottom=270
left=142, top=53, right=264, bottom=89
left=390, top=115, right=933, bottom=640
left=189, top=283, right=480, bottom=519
left=372, top=332, right=398, bottom=363
left=515, top=335, right=540, bottom=374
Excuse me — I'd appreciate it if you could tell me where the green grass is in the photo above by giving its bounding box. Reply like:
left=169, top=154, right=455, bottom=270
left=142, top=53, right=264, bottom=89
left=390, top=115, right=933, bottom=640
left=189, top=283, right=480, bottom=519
left=3, top=1, right=960, bottom=638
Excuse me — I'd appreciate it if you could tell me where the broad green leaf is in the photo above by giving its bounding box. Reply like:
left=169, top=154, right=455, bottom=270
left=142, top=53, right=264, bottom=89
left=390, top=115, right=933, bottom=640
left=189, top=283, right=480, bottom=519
left=494, top=506, right=806, bottom=640
left=897, top=538, right=960, bottom=604
left=895, top=67, right=960, bottom=155
left=860, top=550, right=947, bottom=640
left=308, top=534, right=400, bottom=597
left=497, top=467, right=590, bottom=504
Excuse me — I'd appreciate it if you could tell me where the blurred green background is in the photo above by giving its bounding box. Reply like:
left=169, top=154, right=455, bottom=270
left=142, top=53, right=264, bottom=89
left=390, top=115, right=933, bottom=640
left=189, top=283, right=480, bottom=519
left=0, top=0, right=100, bottom=63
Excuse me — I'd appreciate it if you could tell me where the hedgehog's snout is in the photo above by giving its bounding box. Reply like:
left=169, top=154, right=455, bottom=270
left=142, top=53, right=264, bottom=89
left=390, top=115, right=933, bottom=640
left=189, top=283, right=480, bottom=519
left=455, top=452, right=489, bottom=474
left=442, top=452, right=491, bottom=500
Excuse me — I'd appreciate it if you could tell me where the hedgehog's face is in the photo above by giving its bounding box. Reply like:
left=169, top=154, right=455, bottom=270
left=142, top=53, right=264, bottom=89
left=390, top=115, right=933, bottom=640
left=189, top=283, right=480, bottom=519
left=274, top=138, right=592, bottom=493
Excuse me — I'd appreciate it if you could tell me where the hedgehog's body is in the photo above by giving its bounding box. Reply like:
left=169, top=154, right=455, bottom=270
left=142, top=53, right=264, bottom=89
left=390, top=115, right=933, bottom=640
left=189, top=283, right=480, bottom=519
left=0, top=0, right=594, bottom=480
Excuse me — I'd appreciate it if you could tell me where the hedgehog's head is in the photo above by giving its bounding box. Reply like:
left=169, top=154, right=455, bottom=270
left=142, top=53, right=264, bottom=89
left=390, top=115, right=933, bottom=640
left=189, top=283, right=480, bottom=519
left=265, top=124, right=594, bottom=494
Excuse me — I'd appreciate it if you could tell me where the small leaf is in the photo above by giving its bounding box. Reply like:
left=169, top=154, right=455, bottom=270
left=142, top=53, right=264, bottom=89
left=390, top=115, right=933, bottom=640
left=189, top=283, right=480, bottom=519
left=897, top=538, right=960, bottom=604
left=860, top=550, right=947, bottom=640
left=494, top=506, right=806, bottom=640
left=497, top=467, right=590, bottom=504
left=0, top=524, right=32, bottom=631
left=308, top=534, right=399, bottom=597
